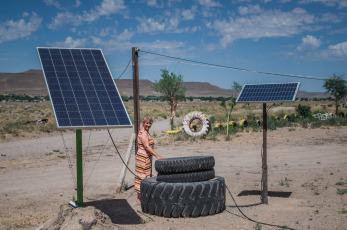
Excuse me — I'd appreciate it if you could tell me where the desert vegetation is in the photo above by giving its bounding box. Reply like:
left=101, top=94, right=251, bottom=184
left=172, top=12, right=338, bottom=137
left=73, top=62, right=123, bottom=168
left=0, top=99, right=346, bottom=141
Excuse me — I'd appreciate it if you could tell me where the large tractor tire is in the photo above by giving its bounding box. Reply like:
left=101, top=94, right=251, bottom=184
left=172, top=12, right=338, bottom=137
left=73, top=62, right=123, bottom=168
left=155, top=156, right=215, bottom=174
left=157, top=169, right=215, bottom=183
left=141, top=176, right=226, bottom=218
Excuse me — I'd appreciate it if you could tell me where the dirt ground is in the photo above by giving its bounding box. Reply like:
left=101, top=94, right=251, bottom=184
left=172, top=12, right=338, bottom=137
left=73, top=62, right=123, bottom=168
left=0, top=118, right=346, bottom=230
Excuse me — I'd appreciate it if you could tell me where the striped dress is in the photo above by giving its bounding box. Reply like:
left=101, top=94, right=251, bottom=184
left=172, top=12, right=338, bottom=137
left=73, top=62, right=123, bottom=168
left=134, top=129, right=154, bottom=194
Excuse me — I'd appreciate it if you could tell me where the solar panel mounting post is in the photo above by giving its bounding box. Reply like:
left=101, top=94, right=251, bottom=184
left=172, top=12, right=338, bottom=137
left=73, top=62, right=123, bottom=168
left=262, top=103, right=268, bottom=204
left=76, top=129, right=83, bottom=206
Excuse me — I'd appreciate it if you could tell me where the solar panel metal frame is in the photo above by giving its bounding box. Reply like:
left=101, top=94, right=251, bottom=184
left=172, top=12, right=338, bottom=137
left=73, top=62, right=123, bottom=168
left=236, top=82, right=300, bottom=103
left=37, top=47, right=132, bottom=129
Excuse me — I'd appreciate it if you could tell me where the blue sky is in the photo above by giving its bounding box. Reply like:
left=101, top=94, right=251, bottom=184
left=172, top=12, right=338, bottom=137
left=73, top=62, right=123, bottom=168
left=1, top=0, right=347, bottom=92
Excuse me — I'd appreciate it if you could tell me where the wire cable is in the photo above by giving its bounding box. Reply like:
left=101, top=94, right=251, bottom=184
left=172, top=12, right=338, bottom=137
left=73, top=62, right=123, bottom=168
left=83, top=130, right=113, bottom=188
left=226, top=185, right=297, bottom=230
left=83, top=130, right=92, bottom=175
left=139, top=49, right=329, bottom=81
left=60, top=131, right=77, bottom=188
left=107, top=129, right=139, bottom=178
left=116, top=57, right=132, bottom=80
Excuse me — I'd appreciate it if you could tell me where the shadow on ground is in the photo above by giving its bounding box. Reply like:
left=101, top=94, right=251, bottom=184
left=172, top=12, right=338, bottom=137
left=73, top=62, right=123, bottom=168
left=238, top=190, right=292, bottom=198
left=85, top=199, right=142, bottom=225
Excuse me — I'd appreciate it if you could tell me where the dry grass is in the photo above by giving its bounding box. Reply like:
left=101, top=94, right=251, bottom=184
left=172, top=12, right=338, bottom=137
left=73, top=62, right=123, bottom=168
left=0, top=100, right=342, bottom=141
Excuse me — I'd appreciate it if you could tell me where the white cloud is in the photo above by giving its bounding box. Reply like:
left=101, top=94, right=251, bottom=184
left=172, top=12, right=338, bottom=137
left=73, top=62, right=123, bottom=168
left=325, top=41, right=347, bottom=58
left=196, top=0, right=221, bottom=17
left=137, top=8, right=196, bottom=34
left=297, top=35, right=322, bottom=52
left=182, top=8, right=195, bottom=20
left=299, top=0, right=347, bottom=8
left=196, top=0, right=221, bottom=7
left=0, top=12, right=42, bottom=43
left=48, top=0, right=126, bottom=29
left=48, top=36, right=87, bottom=48
left=44, top=0, right=81, bottom=10
left=141, top=0, right=164, bottom=8
left=91, top=29, right=135, bottom=52
left=91, top=30, right=188, bottom=58
left=117, top=29, right=134, bottom=41
left=208, top=6, right=316, bottom=47
left=238, top=4, right=262, bottom=15
left=137, top=40, right=185, bottom=51
left=137, top=17, right=166, bottom=33
left=295, top=40, right=347, bottom=60
left=319, top=13, right=342, bottom=23
left=99, top=27, right=116, bottom=36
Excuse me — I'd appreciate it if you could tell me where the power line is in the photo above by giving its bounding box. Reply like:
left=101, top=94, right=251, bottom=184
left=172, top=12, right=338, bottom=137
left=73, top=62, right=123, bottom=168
left=139, top=49, right=329, bottom=81
left=116, top=57, right=132, bottom=80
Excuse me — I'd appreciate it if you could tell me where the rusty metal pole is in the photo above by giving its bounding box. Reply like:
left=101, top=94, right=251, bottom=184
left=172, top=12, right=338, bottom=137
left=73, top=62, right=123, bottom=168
left=132, top=47, right=140, bottom=152
left=262, top=103, right=268, bottom=204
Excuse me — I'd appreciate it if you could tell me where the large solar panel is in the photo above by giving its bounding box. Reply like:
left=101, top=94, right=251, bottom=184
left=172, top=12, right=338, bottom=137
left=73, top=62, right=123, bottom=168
left=236, top=83, right=300, bottom=103
left=37, top=47, right=132, bottom=129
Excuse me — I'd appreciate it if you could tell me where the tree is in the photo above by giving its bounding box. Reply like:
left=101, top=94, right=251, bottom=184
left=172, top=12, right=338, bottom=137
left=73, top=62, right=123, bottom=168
left=151, top=69, right=186, bottom=130
left=232, top=81, right=242, bottom=98
left=220, top=97, right=236, bottom=136
left=323, top=74, right=347, bottom=115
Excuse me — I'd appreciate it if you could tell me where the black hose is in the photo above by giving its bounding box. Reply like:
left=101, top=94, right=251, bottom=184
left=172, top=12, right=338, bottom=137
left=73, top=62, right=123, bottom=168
left=226, top=185, right=297, bottom=230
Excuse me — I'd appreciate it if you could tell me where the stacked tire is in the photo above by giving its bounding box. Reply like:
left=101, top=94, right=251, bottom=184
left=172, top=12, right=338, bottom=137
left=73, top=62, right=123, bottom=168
left=140, top=156, right=226, bottom=218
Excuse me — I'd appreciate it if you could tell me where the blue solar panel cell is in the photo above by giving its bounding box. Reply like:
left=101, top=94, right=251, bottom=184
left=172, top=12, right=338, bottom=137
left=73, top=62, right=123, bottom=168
left=37, top=47, right=132, bottom=129
left=236, top=83, right=300, bottom=103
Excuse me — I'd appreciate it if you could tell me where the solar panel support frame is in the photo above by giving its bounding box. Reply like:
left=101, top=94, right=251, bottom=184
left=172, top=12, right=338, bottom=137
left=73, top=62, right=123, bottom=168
left=37, top=47, right=133, bottom=130
left=37, top=47, right=134, bottom=206
left=235, top=82, right=301, bottom=204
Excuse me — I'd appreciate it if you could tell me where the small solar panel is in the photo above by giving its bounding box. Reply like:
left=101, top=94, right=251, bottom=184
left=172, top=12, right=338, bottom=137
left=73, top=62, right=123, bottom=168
left=236, top=83, right=300, bottom=103
left=37, top=47, right=132, bottom=129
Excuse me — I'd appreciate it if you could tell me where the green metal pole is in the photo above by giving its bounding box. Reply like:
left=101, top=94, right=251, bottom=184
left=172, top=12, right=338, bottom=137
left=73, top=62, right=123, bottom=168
left=76, top=129, right=83, bottom=206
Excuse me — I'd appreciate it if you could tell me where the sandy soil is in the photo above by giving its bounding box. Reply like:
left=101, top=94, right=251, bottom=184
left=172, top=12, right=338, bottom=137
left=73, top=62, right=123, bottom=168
left=0, top=118, right=346, bottom=230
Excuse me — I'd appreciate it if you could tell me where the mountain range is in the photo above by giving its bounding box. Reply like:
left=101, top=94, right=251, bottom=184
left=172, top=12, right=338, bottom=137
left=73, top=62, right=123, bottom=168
left=0, top=69, right=329, bottom=98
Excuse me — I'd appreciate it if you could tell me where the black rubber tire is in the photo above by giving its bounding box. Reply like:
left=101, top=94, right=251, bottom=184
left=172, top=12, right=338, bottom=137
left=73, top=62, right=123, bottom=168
left=141, top=176, right=225, bottom=218
left=141, top=176, right=226, bottom=218
left=155, top=156, right=215, bottom=174
left=157, top=169, right=215, bottom=183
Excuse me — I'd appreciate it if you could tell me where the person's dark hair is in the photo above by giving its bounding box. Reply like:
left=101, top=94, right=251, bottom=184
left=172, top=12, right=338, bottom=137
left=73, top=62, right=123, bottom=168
left=142, top=115, right=153, bottom=124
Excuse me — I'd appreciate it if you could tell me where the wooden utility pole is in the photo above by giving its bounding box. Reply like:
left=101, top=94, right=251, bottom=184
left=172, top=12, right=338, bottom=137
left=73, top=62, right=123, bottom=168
left=262, top=103, right=268, bottom=204
left=132, top=47, right=140, bottom=152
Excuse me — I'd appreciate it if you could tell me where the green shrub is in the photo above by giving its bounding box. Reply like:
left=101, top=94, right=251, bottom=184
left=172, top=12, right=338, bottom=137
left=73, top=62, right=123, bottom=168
left=311, top=120, right=323, bottom=128
left=296, top=104, right=312, bottom=118
left=337, top=188, right=347, bottom=195
left=209, top=115, right=216, bottom=124
left=298, top=118, right=310, bottom=128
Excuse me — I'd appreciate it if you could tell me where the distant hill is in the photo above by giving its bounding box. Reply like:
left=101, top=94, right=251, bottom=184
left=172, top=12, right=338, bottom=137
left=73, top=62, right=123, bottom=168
left=0, top=69, right=329, bottom=98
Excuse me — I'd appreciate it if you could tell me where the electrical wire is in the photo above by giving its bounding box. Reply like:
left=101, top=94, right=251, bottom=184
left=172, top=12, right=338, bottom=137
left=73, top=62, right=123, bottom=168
left=83, top=130, right=92, bottom=175
left=107, top=129, right=139, bottom=178
left=60, top=131, right=77, bottom=188
left=139, top=49, right=329, bottom=81
left=226, top=185, right=297, bottom=230
left=116, top=57, right=132, bottom=80
left=83, top=129, right=113, bottom=188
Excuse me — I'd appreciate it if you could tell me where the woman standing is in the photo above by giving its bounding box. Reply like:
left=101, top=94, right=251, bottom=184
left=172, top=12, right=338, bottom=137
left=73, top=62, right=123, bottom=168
left=134, top=115, right=165, bottom=203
